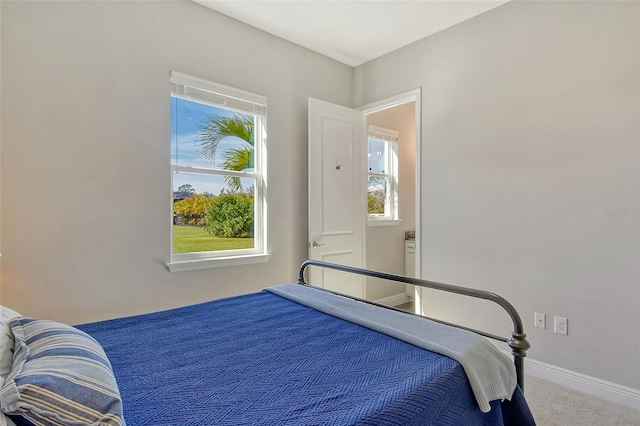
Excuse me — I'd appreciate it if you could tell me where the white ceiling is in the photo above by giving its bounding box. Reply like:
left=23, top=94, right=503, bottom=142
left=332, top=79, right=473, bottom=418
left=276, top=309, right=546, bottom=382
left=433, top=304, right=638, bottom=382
left=194, top=1, right=509, bottom=67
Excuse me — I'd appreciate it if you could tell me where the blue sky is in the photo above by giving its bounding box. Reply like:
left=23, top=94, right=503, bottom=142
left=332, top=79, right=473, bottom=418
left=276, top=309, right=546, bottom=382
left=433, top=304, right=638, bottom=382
left=171, top=97, right=253, bottom=194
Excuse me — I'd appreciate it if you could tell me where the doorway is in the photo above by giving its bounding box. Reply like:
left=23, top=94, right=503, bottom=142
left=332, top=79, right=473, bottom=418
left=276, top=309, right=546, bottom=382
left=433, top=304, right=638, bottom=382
left=359, top=89, right=422, bottom=314
left=306, top=90, right=421, bottom=309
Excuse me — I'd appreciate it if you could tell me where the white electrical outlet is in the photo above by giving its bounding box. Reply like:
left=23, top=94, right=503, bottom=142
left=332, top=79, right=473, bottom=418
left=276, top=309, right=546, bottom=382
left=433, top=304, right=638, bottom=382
left=554, top=316, right=568, bottom=335
left=535, top=313, right=546, bottom=329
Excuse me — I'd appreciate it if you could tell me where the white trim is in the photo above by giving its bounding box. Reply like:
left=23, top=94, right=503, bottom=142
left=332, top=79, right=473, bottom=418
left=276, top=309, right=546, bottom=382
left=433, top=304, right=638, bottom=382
left=172, top=246, right=264, bottom=262
left=368, top=125, right=399, bottom=141
left=171, top=71, right=266, bottom=106
left=525, top=357, right=640, bottom=411
left=358, top=88, right=421, bottom=115
left=167, top=253, right=271, bottom=272
left=374, top=292, right=412, bottom=307
left=367, top=219, right=401, bottom=227
left=173, top=165, right=259, bottom=179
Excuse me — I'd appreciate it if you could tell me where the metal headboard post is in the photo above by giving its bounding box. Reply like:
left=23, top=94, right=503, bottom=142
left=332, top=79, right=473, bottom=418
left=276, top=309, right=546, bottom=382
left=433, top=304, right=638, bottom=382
left=297, top=259, right=530, bottom=390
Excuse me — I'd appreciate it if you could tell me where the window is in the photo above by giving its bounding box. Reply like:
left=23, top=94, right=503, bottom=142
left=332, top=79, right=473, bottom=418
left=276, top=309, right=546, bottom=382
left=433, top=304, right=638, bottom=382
left=367, top=125, right=399, bottom=224
left=168, top=72, right=268, bottom=271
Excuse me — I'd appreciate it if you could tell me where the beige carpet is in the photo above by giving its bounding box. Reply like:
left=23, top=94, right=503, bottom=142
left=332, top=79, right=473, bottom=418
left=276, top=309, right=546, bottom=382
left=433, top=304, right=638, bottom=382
left=524, top=376, right=640, bottom=425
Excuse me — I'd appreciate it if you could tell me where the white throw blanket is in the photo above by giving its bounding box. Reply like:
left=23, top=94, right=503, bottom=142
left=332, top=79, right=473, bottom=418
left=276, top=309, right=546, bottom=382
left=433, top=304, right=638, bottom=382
left=265, top=284, right=517, bottom=413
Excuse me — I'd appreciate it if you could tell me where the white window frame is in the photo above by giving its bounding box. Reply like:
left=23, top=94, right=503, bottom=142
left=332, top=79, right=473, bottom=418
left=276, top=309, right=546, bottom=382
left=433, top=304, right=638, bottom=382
left=167, top=72, right=269, bottom=272
left=367, top=125, right=399, bottom=226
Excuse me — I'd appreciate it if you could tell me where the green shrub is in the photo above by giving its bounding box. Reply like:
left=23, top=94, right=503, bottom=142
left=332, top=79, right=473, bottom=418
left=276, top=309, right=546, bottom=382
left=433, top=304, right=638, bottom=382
left=204, top=191, right=254, bottom=238
left=174, top=194, right=214, bottom=226
left=368, top=191, right=385, bottom=215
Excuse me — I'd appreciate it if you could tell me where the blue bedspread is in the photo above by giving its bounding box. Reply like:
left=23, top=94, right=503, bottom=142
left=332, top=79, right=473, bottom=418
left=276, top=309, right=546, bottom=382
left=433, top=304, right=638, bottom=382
left=77, top=290, right=535, bottom=425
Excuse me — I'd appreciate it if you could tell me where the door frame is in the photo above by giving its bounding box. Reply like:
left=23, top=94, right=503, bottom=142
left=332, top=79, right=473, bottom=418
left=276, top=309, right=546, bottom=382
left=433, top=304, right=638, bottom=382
left=357, top=88, right=423, bottom=314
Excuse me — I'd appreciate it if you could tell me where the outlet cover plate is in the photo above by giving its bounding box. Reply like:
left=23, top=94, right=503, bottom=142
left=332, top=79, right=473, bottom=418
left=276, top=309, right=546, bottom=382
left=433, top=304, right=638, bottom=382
left=554, top=316, right=568, bottom=335
left=535, top=312, right=546, bottom=329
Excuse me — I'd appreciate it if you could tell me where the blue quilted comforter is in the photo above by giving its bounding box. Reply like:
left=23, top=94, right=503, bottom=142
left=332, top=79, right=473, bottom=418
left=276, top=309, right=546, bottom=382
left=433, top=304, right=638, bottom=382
left=77, top=289, right=535, bottom=425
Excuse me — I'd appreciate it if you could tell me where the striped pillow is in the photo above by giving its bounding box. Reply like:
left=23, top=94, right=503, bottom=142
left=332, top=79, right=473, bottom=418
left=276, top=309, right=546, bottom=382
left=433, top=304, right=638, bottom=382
left=0, top=306, right=20, bottom=426
left=0, top=306, right=22, bottom=383
left=0, top=318, right=125, bottom=426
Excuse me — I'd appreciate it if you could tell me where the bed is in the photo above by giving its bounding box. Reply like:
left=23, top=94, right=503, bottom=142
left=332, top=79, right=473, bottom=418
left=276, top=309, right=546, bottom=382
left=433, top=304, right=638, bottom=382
left=0, top=261, right=535, bottom=426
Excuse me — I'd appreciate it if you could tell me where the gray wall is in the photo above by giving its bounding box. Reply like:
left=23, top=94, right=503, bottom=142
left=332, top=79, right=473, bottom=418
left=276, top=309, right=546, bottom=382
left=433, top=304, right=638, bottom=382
left=0, top=0, right=352, bottom=324
left=1, top=0, right=638, bottom=393
left=355, top=1, right=639, bottom=389
left=365, top=102, right=416, bottom=301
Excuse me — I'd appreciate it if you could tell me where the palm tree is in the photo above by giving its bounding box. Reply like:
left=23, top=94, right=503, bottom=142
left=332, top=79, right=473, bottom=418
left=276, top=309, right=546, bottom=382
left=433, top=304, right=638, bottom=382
left=198, top=112, right=254, bottom=192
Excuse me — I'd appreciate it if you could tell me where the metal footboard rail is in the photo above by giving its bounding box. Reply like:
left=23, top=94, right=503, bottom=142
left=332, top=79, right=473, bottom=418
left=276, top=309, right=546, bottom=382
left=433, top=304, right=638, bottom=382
left=296, top=260, right=530, bottom=390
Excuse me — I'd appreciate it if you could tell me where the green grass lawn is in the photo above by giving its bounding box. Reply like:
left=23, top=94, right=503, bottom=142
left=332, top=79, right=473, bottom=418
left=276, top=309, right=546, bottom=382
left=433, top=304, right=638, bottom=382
left=173, top=225, right=253, bottom=253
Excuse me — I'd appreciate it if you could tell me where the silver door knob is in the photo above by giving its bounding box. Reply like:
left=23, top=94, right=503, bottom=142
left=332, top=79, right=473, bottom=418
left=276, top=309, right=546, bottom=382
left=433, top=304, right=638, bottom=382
left=312, top=241, right=325, bottom=248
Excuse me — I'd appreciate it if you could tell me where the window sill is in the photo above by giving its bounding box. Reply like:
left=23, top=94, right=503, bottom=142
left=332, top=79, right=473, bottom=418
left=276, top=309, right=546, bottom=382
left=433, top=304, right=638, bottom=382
left=166, top=253, right=271, bottom=272
left=367, top=219, right=401, bottom=227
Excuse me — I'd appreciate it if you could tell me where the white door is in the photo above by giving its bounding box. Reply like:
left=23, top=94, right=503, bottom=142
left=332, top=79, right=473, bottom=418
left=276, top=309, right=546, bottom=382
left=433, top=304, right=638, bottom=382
left=308, top=98, right=366, bottom=298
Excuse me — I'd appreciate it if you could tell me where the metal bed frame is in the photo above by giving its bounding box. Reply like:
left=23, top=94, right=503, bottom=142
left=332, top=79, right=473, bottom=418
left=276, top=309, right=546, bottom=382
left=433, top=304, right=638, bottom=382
left=296, top=260, right=531, bottom=390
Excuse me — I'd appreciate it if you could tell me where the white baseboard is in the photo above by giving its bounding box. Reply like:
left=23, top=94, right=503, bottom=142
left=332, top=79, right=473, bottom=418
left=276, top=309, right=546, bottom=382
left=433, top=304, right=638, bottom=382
left=525, top=357, right=640, bottom=411
left=374, top=293, right=412, bottom=307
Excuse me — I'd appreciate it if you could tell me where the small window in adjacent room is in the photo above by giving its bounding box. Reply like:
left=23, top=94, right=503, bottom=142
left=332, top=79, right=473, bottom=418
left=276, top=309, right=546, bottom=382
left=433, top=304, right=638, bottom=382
left=367, top=125, right=399, bottom=225
left=168, top=72, right=269, bottom=271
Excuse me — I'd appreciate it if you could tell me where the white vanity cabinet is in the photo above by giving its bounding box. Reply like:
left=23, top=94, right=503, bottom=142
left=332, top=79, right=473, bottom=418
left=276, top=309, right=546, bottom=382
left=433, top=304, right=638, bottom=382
left=405, top=240, right=416, bottom=298
left=405, top=240, right=415, bottom=278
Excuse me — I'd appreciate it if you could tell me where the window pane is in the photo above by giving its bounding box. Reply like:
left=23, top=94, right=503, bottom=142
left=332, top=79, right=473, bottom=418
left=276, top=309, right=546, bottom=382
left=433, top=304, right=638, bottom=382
left=171, top=96, right=255, bottom=172
left=173, top=172, right=255, bottom=253
left=367, top=175, right=388, bottom=215
left=368, top=138, right=386, bottom=173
